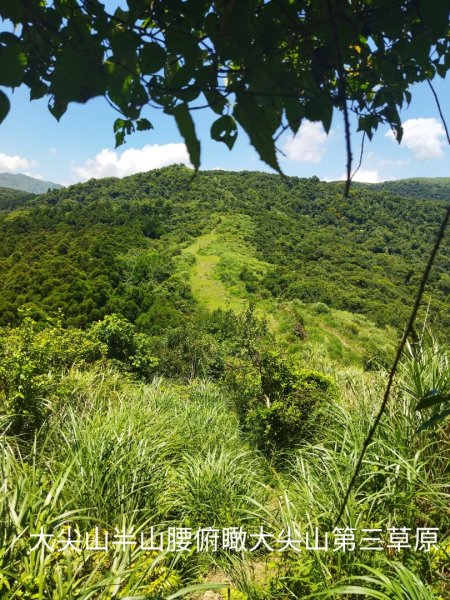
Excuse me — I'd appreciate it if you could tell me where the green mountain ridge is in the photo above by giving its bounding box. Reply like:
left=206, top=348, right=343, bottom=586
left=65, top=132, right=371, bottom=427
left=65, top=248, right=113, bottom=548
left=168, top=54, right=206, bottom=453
left=0, top=172, right=63, bottom=194
left=355, top=177, right=450, bottom=202
left=0, top=186, right=34, bottom=211
left=0, top=166, right=448, bottom=372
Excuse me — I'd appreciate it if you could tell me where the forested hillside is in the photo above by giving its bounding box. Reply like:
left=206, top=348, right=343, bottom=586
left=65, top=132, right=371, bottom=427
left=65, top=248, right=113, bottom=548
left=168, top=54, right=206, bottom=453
left=358, top=178, right=450, bottom=202
left=0, top=165, right=448, bottom=337
left=0, top=186, right=34, bottom=211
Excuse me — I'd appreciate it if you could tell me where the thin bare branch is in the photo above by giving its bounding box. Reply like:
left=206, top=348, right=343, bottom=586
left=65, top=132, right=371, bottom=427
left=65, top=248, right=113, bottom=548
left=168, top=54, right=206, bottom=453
left=427, top=78, right=450, bottom=145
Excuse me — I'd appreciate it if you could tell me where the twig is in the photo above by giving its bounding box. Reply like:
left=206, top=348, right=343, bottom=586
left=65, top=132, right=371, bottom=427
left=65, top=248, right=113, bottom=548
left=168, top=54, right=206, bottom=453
left=427, top=78, right=450, bottom=144
left=350, top=132, right=366, bottom=183
left=326, top=0, right=352, bottom=197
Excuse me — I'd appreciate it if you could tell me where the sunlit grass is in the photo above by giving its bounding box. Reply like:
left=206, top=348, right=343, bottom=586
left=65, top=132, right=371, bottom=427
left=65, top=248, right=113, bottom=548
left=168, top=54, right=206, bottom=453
left=1, top=335, right=448, bottom=598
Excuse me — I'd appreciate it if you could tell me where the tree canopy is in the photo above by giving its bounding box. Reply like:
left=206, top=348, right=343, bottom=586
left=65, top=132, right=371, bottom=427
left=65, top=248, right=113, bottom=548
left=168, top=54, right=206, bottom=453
left=0, top=0, right=449, bottom=174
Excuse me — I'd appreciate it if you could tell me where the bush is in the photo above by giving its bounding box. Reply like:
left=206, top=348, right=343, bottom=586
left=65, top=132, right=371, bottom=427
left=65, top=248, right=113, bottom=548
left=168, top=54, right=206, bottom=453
left=89, top=314, right=158, bottom=378
left=0, top=313, right=104, bottom=435
left=247, top=363, right=336, bottom=456
left=312, top=302, right=330, bottom=314
left=226, top=348, right=337, bottom=457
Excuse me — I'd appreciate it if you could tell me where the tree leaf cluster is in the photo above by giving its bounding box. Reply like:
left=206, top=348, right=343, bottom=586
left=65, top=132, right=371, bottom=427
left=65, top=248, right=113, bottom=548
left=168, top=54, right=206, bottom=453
left=0, top=1, right=449, bottom=170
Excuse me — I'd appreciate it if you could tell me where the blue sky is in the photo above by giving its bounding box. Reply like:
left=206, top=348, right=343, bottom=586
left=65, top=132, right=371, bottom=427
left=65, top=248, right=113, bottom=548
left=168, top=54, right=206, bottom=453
left=0, top=37, right=449, bottom=186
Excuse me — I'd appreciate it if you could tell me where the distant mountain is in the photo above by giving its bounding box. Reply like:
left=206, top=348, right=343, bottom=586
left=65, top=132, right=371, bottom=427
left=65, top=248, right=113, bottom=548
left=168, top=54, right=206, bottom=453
left=0, top=172, right=63, bottom=194
left=356, top=178, right=450, bottom=202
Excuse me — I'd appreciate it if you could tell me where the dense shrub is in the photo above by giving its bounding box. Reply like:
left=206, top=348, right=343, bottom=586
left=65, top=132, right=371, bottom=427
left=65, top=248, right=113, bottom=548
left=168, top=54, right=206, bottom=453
left=89, top=313, right=158, bottom=378
left=0, top=312, right=103, bottom=435
left=247, top=352, right=337, bottom=456
left=225, top=347, right=337, bottom=457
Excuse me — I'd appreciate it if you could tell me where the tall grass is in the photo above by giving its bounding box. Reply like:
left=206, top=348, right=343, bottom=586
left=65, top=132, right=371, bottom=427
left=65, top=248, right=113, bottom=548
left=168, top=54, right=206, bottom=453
left=0, top=368, right=266, bottom=597
left=218, top=354, right=449, bottom=598
left=1, top=338, right=448, bottom=598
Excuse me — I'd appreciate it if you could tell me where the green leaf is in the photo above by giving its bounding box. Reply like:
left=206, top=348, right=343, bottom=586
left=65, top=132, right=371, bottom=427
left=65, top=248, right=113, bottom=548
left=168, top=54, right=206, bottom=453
left=30, top=82, right=49, bottom=101
left=418, top=409, right=450, bottom=432
left=50, top=45, right=106, bottom=104
left=0, top=89, right=10, bottom=124
left=48, top=96, right=68, bottom=121
left=210, top=115, right=238, bottom=150
left=321, top=584, right=390, bottom=599
left=114, top=118, right=128, bottom=133
left=136, top=118, right=153, bottom=131
left=233, top=96, right=281, bottom=173
left=420, top=0, right=449, bottom=35
left=139, top=43, right=166, bottom=75
left=172, top=103, right=201, bottom=170
left=0, top=32, right=20, bottom=45
left=0, top=43, right=27, bottom=87
left=113, top=118, right=134, bottom=147
left=284, top=97, right=304, bottom=135
left=304, top=96, right=333, bottom=134
left=115, top=130, right=126, bottom=148
left=321, top=102, right=333, bottom=134
left=358, top=114, right=379, bottom=140
left=202, top=88, right=227, bottom=115
left=416, top=389, right=450, bottom=410
left=436, top=63, right=447, bottom=78
left=167, top=583, right=229, bottom=599
left=165, top=29, right=199, bottom=57
left=0, top=2, right=25, bottom=24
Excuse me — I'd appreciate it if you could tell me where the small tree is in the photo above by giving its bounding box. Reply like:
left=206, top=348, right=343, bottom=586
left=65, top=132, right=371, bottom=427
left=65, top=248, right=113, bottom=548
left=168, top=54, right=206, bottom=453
left=247, top=351, right=337, bottom=456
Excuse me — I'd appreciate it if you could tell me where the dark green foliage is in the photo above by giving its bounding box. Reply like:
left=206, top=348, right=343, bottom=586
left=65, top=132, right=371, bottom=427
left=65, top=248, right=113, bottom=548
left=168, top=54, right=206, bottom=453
left=90, top=313, right=137, bottom=361
left=0, top=186, right=33, bottom=211
left=89, top=313, right=158, bottom=378
left=359, top=178, right=450, bottom=202
left=218, top=308, right=337, bottom=456
left=1, top=1, right=449, bottom=173
left=246, top=351, right=336, bottom=456
left=0, top=167, right=448, bottom=347
left=0, top=311, right=159, bottom=436
left=151, top=306, right=268, bottom=381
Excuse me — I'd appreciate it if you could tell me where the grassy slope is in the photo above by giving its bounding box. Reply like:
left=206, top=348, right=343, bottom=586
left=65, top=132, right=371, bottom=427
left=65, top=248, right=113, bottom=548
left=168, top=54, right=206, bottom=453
left=2, top=360, right=447, bottom=598
left=182, top=228, right=240, bottom=312
left=178, top=213, right=394, bottom=370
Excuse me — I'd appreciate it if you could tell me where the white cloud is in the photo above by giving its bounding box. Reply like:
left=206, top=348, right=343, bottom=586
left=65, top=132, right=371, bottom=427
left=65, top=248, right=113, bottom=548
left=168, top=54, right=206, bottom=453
left=0, top=152, right=38, bottom=173
left=282, top=121, right=328, bottom=164
left=339, top=169, right=381, bottom=183
left=377, top=158, right=410, bottom=167
left=72, top=143, right=190, bottom=180
left=385, top=118, right=446, bottom=160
